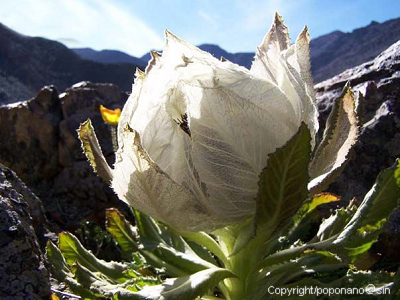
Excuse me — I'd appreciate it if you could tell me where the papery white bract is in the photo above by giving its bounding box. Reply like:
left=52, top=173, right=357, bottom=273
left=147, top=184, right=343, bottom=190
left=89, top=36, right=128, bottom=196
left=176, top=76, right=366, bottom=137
left=112, top=13, right=318, bottom=231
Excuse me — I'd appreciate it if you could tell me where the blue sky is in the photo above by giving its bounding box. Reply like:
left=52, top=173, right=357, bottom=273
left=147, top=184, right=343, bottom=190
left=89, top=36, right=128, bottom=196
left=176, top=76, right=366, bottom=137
left=0, top=0, right=399, bottom=57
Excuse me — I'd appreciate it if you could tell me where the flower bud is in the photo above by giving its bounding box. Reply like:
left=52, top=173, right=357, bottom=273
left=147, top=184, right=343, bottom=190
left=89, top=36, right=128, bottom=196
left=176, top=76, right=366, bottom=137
left=112, top=14, right=318, bottom=231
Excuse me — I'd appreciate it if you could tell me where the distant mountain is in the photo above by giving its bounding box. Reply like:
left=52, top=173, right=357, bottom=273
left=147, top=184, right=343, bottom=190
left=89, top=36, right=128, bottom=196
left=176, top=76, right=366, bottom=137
left=310, top=18, right=400, bottom=82
left=139, top=18, right=400, bottom=83
left=198, top=45, right=254, bottom=69
left=0, top=23, right=145, bottom=104
left=140, top=44, right=254, bottom=69
left=2, top=16, right=399, bottom=105
left=72, top=48, right=145, bottom=66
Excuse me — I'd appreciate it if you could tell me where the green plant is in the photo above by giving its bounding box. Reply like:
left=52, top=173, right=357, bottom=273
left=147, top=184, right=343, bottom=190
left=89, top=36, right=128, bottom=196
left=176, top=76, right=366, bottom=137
left=48, top=88, right=400, bottom=299
left=47, top=14, right=400, bottom=299
left=47, top=156, right=400, bottom=299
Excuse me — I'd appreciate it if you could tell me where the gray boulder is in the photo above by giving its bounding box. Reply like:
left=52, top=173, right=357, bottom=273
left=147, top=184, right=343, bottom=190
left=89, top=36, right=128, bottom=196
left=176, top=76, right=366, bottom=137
left=0, top=163, right=50, bottom=299
left=316, top=40, right=400, bottom=200
left=0, top=81, right=130, bottom=229
left=0, top=86, right=61, bottom=185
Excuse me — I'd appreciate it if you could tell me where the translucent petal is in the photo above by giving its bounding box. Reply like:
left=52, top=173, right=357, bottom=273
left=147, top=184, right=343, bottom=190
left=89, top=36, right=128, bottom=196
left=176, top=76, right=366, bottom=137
left=115, top=20, right=317, bottom=230
left=112, top=127, right=225, bottom=231
left=251, top=13, right=319, bottom=146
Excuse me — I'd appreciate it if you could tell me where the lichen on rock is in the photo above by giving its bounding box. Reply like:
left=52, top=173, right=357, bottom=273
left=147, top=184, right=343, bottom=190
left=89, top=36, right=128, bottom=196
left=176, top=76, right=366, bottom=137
left=0, top=163, right=51, bottom=299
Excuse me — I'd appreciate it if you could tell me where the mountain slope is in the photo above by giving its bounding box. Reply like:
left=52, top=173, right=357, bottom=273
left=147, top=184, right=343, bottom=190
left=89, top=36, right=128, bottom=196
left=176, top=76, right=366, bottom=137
left=310, top=18, right=400, bottom=82
left=2, top=16, right=399, bottom=105
left=0, top=23, right=145, bottom=104
left=72, top=48, right=145, bottom=66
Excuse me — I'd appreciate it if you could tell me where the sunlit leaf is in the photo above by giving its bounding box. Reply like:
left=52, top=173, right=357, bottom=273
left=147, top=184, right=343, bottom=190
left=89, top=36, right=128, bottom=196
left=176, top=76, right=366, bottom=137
left=72, top=263, right=145, bottom=299
left=177, top=231, right=228, bottom=267
left=331, top=159, right=400, bottom=257
left=58, top=232, right=130, bottom=282
left=77, top=119, right=113, bottom=183
left=308, top=84, right=359, bottom=195
left=315, top=202, right=358, bottom=242
left=271, top=193, right=342, bottom=250
left=138, top=268, right=235, bottom=300
left=106, top=208, right=138, bottom=259
left=46, top=240, right=97, bottom=299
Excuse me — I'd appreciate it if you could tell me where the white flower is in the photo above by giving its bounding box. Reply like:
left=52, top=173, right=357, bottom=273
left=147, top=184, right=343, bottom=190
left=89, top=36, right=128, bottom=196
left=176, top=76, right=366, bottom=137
left=111, top=13, right=318, bottom=232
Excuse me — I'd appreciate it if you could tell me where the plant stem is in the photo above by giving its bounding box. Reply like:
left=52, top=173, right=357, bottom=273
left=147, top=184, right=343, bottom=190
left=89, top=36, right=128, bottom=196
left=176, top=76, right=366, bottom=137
left=216, top=225, right=273, bottom=300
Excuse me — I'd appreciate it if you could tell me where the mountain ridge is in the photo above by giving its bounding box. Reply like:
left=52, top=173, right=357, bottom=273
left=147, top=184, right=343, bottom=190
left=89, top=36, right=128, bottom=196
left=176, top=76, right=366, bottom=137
left=74, top=17, right=400, bottom=83
left=1, top=17, right=399, bottom=104
left=72, top=48, right=144, bottom=66
left=0, top=22, right=145, bottom=104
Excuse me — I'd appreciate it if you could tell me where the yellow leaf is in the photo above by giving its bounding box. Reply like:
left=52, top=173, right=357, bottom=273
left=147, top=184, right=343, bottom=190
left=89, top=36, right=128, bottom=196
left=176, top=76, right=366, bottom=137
left=100, top=104, right=121, bottom=125
left=309, top=192, right=341, bottom=211
left=50, top=293, right=60, bottom=300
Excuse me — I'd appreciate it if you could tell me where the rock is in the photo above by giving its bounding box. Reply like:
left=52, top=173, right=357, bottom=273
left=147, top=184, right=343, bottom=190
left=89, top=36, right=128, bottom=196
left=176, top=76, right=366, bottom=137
left=315, top=40, right=400, bottom=200
left=0, top=81, right=130, bottom=228
left=0, top=86, right=62, bottom=185
left=0, top=162, right=53, bottom=248
left=58, top=81, right=127, bottom=167
left=0, top=163, right=50, bottom=299
left=43, top=161, right=124, bottom=230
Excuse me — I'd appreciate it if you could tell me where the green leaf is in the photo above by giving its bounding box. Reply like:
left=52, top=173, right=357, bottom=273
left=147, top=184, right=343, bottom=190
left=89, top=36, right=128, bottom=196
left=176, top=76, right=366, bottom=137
left=46, top=241, right=97, bottom=299
left=256, top=122, right=311, bottom=232
left=161, top=228, right=217, bottom=267
left=138, top=268, right=235, bottom=300
left=140, top=241, right=216, bottom=279
left=230, top=218, right=256, bottom=256
left=177, top=231, right=229, bottom=267
left=133, top=209, right=164, bottom=250
left=185, top=241, right=216, bottom=266
left=77, top=119, right=113, bottom=183
left=332, top=159, right=400, bottom=256
left=250, top=250, right=344, bottom=300
left=58, top=232, right=129, bottom=283
left=286, top=193, right=341, bottom=244
left=157, top=243, right=216, bottom=273
left=308, top=84, right=359, bottom=195
left=132, top=209, right=218, bottom=277
left=315, top=202, right=357, bottom=242
left=72, top=263, right=148, bottom=300
left=139, top=249, right=188, bottom=278
left=264, top=193, right=341, bottom=256
left=46, top=240, right=72, bottom=278
left=106, top=208, right=138, bottom=258
left=302, top=193, right=341, bottom=216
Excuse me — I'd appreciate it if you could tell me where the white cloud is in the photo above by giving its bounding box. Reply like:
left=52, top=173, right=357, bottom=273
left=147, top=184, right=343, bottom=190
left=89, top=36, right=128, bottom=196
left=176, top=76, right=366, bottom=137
left=56, top=38, right=84, bottom=48
left=0, top=0, right=164, bottom=57
left=197, top=10, right=218, bottom=29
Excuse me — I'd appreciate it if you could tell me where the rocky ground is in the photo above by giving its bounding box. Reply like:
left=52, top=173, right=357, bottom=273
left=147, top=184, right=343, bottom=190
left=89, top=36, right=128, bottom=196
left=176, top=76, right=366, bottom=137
left=0, top=40, right=400, bottom=298
left=315, top=40, right=400, bottom=267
